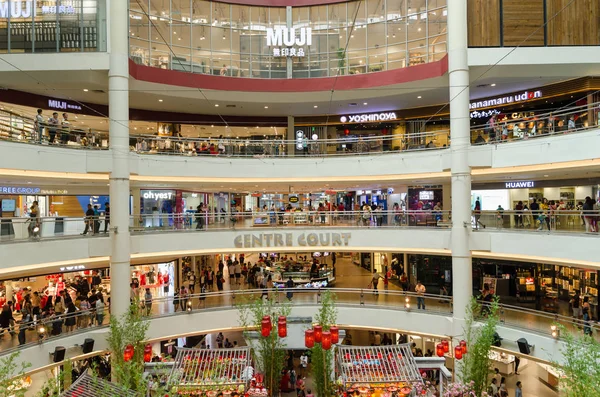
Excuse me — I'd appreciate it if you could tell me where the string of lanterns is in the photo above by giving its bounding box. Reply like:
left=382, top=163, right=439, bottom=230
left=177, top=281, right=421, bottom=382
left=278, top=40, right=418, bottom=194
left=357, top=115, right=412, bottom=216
left=261, top=315, right=288, bottom=338
left=305, top=324, right=339, bottom=351
left=435, top=339, right=467, bottom=360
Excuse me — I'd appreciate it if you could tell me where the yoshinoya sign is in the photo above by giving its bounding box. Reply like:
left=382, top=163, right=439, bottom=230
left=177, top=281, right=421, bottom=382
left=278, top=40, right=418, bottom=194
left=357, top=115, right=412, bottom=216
left=0, top=1, right=75, bottom=18
left=266, top=27, right=312, bottom=58
left=470, top=90, right=543, bottom=110
left=340, top=112, right=397, bottom=123
left=48, top=99, right=82, bottom=111
left=234, top=232, right=351, bottom=248
left=142, top=191, right=174, bottom=200
left=505, top=181, right=535, bottom=189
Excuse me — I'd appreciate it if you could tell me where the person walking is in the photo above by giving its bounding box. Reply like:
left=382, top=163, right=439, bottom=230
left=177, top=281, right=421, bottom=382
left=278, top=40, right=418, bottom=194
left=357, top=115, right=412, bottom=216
left=103, top=202, right=110, bottom=233
left=178, top=286, right=189, bottom=312
left=82, top=204, right=95, bottom=235
left=34, top=108, right=44, bottom=143
left=144, top=288, right=153, bottom=316
left=473, top=200, right=485, bottom=229
left=286, top=276, right=294, bottom=300
left=48, top=112, right=59, bottom=144
left=369, top=270, right=381, bottom=295
left=95, top=293, right=105, bottom=325
left=415, top=281, right=426, bottom=310
left=515, top=381, right=523, bottom=397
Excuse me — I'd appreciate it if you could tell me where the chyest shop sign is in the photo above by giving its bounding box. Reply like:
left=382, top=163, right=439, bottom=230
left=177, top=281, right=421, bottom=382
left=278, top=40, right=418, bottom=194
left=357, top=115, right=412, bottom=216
left=340, top=112, right=397, bottom=123
left=234, top=232, right=351, bottom=248
left=142, top=191, right=173, bottom=200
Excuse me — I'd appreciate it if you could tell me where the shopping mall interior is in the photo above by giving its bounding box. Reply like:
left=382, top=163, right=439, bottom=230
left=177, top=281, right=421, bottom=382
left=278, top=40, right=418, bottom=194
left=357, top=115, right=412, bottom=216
left=0, top=0, right=599, bottom=396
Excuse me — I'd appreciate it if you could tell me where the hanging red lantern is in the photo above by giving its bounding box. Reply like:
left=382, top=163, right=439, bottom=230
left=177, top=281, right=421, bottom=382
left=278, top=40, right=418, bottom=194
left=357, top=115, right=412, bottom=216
left=278, top=319, right=287, bottom=338
left=262, top=316, right=272, bottom=331
left=436, top=343, right=444, bottom=357
left=123, top=344, right=134, bottom=362
left=305, top=329, right=315, bottom=348
left=344, top=129, right=350, bottom=135
left=454, top=345, right=463, bottom=360
left=313, top=325, right=323, bottom=343
left=143, top=343, right=152, bottom=362
left=261, top=318, right=271, bottom=337
left=278, top=316, right=287, bottom=325
left=441, top=339, right=449, bottom=353
left=460, top=340, right=467, bottom=354
left=321, top=331, right=332, bottom=350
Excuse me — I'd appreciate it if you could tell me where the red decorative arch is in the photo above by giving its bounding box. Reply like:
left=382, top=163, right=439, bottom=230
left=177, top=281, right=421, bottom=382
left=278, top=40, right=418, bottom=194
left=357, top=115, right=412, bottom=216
left=129, top=56, right=448, bottom=92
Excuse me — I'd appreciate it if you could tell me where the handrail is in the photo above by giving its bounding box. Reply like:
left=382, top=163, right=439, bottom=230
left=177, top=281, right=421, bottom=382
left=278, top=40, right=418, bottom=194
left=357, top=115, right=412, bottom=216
left=1, top=101, right=598, bottom=156
left=1, top=288, right=593, bottom=357
left=2, top=208, right=599, bottom=244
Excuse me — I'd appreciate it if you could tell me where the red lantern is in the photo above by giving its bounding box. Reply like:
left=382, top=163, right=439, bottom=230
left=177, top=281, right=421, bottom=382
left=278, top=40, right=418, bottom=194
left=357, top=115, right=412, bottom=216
left=262, top=316, right=272, bottom=331
left=261, top=318, right=271, bottom=337
left=123, top=344, right=134, bottom=362
left=454, top=345, right=463, bottom=360
left=436, top=343, right=444, bottom=357
left=314, top=325, right=323, bottom=343
left=344, top=129, right=350, bottom=135
left=278, top=319, right=287, bottom=338
left=322, top=331, right=332, bottom=350
left=330, top=326, right=339, bottom=344
left=441, top=339, right=449, bottom=353
left=305, top=329, right=315, bottom=348
left=278, top=316, right=287, bottom=325
left=143, top=343, right=152, bottom=363
left=460, top=340, right=467, bottom=354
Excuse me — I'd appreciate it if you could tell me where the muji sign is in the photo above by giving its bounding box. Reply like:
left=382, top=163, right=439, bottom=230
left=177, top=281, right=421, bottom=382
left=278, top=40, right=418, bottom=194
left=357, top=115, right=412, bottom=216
left=266, top=27, right=312, bottom=58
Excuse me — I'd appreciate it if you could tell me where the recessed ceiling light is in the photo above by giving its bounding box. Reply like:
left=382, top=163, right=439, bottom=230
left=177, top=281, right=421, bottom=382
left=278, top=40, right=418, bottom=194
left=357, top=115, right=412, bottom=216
left=215, top=104, right=219, bottom=107
left=264, top=106, right=268, bottom=109
left=363, top=102, right=368, bottom=105
left=83, top=89, right=88, bottom=92
left=158, top=99, right=163, bottom=102
left=211, top=125, right=214, bottom=127
left=417, top=96, right=422, bottom=99
left=314, top=105, right=318, bottom=108
left=491, top=83, right=496, bottom=87
left=544, top=174, right=549, bottom=177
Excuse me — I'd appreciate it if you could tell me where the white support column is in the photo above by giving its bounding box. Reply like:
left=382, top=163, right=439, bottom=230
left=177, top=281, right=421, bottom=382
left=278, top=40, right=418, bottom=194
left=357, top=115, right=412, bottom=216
left=108, top=0, right=131, bottom=318
left=448, top=0, right=472, bottom=331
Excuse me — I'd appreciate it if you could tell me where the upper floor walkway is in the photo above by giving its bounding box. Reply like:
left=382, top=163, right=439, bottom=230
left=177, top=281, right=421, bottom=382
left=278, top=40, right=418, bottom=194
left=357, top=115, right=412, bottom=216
left=0, top=101, right=599, bottom=180
left=0, top=210, right=598, bottom=279
left=0, top=288, right=578, bottom=375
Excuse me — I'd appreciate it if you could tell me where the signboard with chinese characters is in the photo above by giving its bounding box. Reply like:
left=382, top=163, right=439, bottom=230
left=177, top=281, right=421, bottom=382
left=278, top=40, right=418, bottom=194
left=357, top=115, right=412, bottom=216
left=266, top=27, right=312, bottom=58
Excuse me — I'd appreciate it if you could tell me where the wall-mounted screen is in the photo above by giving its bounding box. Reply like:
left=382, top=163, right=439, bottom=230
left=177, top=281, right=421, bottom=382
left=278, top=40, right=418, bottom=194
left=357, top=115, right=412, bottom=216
left=1, top=199, right=16, bottom=212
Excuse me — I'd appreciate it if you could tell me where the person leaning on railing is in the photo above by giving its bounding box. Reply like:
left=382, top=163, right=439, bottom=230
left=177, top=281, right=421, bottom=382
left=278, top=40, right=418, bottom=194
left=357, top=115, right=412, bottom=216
left=34, top=108, right=44, bottom=144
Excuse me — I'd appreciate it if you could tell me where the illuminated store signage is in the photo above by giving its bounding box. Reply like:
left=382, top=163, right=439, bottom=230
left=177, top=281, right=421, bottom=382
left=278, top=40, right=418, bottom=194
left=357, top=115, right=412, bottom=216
left=0, top=186, right=41, bottom=194
left=59, top=265, right=85, bottom=272
left=142, top=191, right=174, bottom=200
left=470, top=110, right=536, bottom=120
left=0, top=1, right=33, bottom=18
left=234, top=232, right=351, bottom=248
left=266, top=27, right=312, bottom=57
left=340, top=112, right=397, bottom=123
left=0, top=1, right=77, bottom=18
left=48, top=99, right=82, bottom=111
left=505, top=181, right=535, bottom=189
left=469, top=90, right=543, bottom=110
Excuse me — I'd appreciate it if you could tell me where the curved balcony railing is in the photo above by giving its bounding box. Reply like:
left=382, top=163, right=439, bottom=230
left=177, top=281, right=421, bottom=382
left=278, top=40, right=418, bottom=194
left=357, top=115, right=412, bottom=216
left=1, top=209, right=598, bottom=244
left=0, top=288, right=594, bottom=356
left=2, top=101, right=599, bottom=158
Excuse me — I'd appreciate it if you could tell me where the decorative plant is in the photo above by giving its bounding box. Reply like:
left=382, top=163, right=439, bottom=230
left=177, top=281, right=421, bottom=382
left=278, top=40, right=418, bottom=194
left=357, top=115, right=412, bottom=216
left=554, top=325, right=600, bottom=396
left=441, top=381, right=489, bottom=397
left=337, top=48, right=346, bottom=75
left=0, top=353, right=31, bottom=397
left=458, top=297, right=500, bottom=396
left=310, top=290, right=338, bottom=397
left=237, top=294, right=291, bottom=395
left=105, top=299, right=152, bottom=394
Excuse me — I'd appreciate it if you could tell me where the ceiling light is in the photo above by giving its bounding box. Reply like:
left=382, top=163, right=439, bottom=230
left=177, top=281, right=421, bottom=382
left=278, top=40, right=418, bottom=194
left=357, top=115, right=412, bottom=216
left=314, top=105, right=318, bottom=108
left=158, top=99, right=163, bottom=102
left=173, top=31, right=177, bottom=35
left=417, top=96, right=422, bottom=99
left=418, top=28, right=421, bottom=32
left=83, top=89, right=89, bottom=92
left=544, top=174, right=549, bottom=177
left=363, top=102, right=368, bottom=105
left=491, top=83, right=496, bottom=87
left=211, top=125, right=214, bottom=127
left=264, top=106, right=268, bottom=109
left=215, top=104, right=219, bottom=107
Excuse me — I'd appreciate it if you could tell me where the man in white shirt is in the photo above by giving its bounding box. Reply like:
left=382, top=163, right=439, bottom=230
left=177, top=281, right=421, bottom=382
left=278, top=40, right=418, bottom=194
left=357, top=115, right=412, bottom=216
left=34, top=109, right=44, bottom=143
left=415, top=281, right=426, bottom=310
